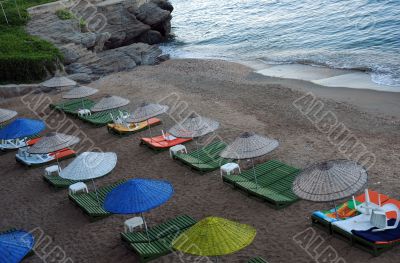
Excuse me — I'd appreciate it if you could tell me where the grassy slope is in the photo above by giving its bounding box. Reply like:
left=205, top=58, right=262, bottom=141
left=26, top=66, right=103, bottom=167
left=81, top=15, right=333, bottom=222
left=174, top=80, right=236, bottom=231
left=0, top=0, right=62, bottom=83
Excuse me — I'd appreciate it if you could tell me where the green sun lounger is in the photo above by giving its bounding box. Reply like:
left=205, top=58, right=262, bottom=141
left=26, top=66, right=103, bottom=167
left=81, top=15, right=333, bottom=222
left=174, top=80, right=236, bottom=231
left=129, top=233, right=176, bottom=263
left=122, top=215, right=197, bottom=262
left=43, top=174, right=78, bottom=189
left=69, top=180, right=125, bottom=221
left=121, top=215, right=196, bottom=244
left=248, top=257, right=268, bottom=263
left=223, top=160, right=300, bottom=209
left=173, top=140, right=232, bottom=173
left=50, top=98, right=95, bottom=115
left=78, top=109, right=128, bottom=126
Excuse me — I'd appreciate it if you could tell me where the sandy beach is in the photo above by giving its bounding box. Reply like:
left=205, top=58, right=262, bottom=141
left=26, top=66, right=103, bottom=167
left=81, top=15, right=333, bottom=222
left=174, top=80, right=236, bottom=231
left=1, top=59, right=400, bottom=263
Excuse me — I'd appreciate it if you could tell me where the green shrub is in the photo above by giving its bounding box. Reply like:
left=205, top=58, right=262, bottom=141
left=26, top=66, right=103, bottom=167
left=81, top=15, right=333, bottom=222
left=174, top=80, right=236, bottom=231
left=55, top=9, right=74, bottom=20
left=0, top=0, right=62, bottom=83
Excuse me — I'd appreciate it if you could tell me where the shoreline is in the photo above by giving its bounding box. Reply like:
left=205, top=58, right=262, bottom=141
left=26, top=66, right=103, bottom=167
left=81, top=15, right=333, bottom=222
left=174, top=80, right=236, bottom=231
left=1, top=58, right=399, bottom=262
left=238, top=59, right=400, bottom=93
left=233, top=59, right=400, bottom=118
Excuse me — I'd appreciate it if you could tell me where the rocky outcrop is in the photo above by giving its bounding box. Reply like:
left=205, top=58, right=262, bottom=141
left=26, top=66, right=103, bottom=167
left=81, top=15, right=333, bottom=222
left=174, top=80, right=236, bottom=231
left=26, top=0, right=173, bottom=81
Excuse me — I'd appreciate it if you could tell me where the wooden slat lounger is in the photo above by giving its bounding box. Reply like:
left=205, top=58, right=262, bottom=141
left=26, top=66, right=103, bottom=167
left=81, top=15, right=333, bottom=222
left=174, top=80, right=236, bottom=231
left=247, top=257, right=268, bottom=263
left=173, top=140, right=231, bottom=173
left=68, top=180, right=125, bottom=221
left=78, top=109, right=129, bottom=127
left=223, top=160, right=300, bottom=209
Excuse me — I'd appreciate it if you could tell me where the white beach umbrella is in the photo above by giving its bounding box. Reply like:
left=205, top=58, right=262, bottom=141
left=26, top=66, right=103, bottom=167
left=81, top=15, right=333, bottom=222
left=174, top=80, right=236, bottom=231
left=0, top=108, right=17, bottom=124
left=60, top=152, right=117, bottom=202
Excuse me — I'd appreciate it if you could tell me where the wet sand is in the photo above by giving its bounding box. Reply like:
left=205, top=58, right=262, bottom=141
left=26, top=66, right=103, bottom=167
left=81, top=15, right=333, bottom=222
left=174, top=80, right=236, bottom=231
left=0, top=59, right=400, bottom=263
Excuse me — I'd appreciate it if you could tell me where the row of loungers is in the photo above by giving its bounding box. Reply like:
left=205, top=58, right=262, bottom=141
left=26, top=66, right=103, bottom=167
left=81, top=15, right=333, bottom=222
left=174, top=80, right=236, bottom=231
left=312, top=190, right=400, bottom=256
left=50, top=99, right=164, bottom=132
left=68, top=188, right=269, bottom=263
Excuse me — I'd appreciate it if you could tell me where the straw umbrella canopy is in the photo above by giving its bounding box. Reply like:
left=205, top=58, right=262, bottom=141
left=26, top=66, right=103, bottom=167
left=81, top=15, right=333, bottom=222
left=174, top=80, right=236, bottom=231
left=0, top=118, right=45, bottom=140
left=168, top=113, right=219, bottom=138
left=0, top=230, right=35, bottom=263
left=219, top=132, right=279, bottom=187
left=27, top=132, right=80, bottom=167
left=41, top=76, right=76, bottom=88
left=104, top=178, right=174, bottom=239
left=62, top=86, right=98, bottom=99
left=125, top=102, right=169, bottom=137
left=172, top=217, right=256, bottom=260
left=126, top=102, right=169, bottom=123
left=60, top=152, right=117, bottom=203
left=292, top=159, right=368, bottom=202
left=0, top=108, right=17, bottom=124
left=91, top=95, right=130, bottom=112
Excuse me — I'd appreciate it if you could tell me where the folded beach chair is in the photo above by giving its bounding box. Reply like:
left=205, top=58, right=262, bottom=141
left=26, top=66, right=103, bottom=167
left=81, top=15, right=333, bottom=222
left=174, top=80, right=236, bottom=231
left=15, top=148, right=76, bottom=168
left=311, top=190, right=389, bottom=233
left=330, top=199, right=400, bottom=256
left=352, top=215, right=400, bottom=256
left=173, top=140, right=231, bottom=173
left=247, top=257, right=268, bottom=263
left=140, top=132, right=192, bottom=151
left=68, top=180, right=125, bottom=221
left=223, top=160, right=300, bottom=209
left=0, top=136, right=40, bottom=151
left=107, top=117, right=162, bottom=136
left=50, top=98, right=95, bottom=115
left=79, top=109, right=129, bottom=127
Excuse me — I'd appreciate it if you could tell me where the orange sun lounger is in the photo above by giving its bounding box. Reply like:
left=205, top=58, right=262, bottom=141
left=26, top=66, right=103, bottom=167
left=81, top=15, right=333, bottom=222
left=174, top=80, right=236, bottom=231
left=26, top=137, right=41, bottom=146
left=140, top=133, right=192, bottom=151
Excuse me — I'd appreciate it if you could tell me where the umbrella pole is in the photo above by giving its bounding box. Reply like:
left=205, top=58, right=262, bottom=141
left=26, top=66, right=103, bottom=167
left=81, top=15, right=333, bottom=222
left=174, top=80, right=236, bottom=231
left=141, top=213, right=150, bottom=243
left=333, top=200, right=338, bottom=219
left=251, top=158, right=258, bottom=190
left=92, top=179, right=100, bottom=204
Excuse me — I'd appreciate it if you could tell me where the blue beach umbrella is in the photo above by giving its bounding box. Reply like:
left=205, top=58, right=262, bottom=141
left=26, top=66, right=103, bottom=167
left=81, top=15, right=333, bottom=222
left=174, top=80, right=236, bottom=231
left=0, top=118, right=45, bottom=140
left=104, top=179, right=174, bottom=238
left=0, top=230, right=35, bottom=263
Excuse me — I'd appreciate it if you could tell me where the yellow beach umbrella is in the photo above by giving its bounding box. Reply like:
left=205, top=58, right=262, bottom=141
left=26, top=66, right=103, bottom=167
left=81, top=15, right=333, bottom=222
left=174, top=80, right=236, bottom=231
left=172, top=217, right=256, bottom=257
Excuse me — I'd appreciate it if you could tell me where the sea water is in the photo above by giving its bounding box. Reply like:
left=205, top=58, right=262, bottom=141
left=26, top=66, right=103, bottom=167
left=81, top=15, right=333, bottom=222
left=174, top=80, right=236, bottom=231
left=162, top=0, right=400, bottom=90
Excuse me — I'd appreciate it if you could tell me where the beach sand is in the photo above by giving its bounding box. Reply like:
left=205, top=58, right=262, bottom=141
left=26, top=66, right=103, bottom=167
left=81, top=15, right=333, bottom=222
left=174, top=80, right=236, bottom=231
left=1, top=59, right=400, bottom=263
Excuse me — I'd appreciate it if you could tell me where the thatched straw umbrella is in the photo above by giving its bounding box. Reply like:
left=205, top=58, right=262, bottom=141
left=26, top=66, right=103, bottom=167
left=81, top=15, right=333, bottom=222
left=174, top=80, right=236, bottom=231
left=220, top=132, right=279, bottom=187
left=0, top=108, right=17, bottom=124
left=62, top=86, right=99, bottom=109
left=168, top=113, right=219, bottom=156
left=126, top=102, right=169, bottom=137
left=169, top=113, right=219, bottom=139
left=41, top=76, right=76, bottom=89
left=28, top=132, right=80, bottom=166
left=292, top=159, right=368, bottom=217
left=90, top=95, right=130, bottom=112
